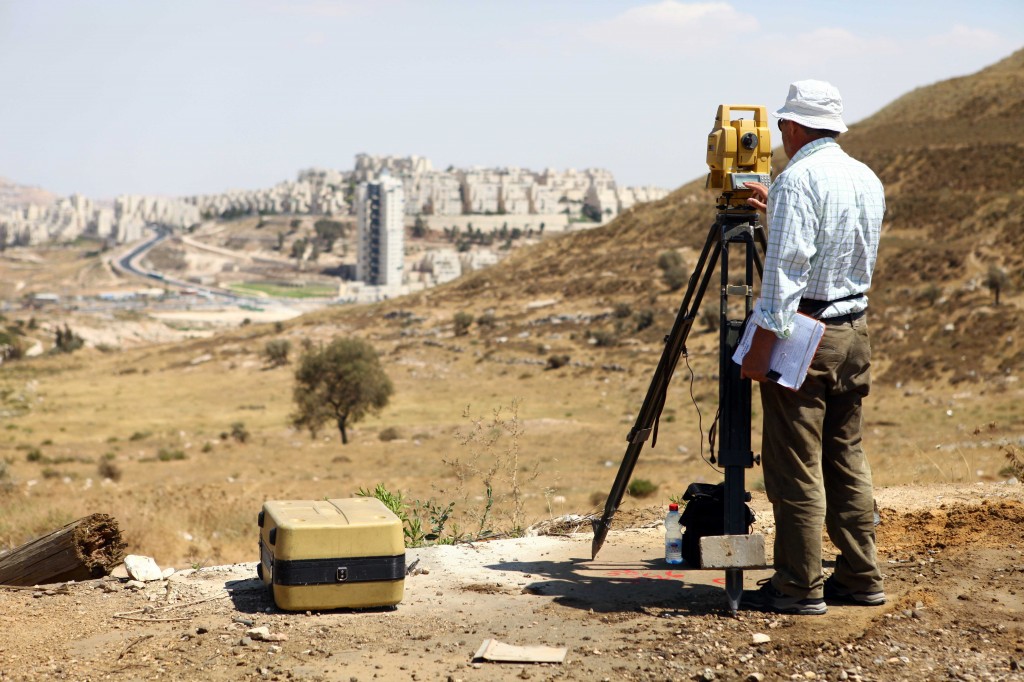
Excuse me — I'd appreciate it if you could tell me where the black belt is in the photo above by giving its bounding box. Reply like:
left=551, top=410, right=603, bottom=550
left=818, top=309, right=865, bottom=325
left=799, top=296, right=866, bottom=325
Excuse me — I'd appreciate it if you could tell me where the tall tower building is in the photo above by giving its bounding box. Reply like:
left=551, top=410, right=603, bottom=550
left=355, top=175, right=405, bottom=287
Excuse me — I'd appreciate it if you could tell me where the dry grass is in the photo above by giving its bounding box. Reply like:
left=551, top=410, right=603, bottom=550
left=1, top=298, right=1019, bottom=569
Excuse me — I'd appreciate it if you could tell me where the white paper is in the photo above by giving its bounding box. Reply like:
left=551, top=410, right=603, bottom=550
left=473, top=639, right=568, bottom=663
left=732, top=313, right=825, bottom=390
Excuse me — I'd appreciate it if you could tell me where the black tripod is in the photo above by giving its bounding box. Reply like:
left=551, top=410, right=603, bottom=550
left=591, top=205, right=767, bottom=613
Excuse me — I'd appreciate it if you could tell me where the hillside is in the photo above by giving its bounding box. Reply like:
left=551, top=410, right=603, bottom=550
left=392, top=48, right=1024, bottom=389
left=0, top=177, right=57, bottom=210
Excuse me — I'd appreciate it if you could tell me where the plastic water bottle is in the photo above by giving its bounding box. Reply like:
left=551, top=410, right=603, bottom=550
left=665, top=503, right=683, bottom=564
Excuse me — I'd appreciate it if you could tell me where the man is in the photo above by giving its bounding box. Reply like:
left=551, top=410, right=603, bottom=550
left=740, top=80, right=886, bottom=615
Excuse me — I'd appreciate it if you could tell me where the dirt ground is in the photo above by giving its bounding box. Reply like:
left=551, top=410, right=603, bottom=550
left=2, top=484, right=1022, bottom=682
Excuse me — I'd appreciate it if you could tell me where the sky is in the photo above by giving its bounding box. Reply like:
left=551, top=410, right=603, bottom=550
left=1, top=0, right=1022, bottom=200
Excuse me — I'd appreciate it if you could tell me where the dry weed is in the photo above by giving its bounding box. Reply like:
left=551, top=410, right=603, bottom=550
left=1002, top=445, right=1024, bottom=479
left=443, top=400, right=540, bottom=536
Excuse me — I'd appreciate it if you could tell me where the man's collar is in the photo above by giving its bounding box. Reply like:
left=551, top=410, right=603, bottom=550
left=790, top=137, right=838, bottom=165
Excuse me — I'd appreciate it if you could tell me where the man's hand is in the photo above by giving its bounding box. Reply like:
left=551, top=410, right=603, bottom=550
left=740, top=325, right=776, bottom=383
left=744, top=181, right=768, bottom=214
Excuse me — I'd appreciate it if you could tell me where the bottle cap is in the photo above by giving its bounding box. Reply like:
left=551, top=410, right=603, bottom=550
left=668, top=503, right=679, bottom=511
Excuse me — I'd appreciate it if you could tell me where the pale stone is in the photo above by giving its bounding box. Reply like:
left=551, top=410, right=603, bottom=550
left=124, top=555, right=163, bottom=582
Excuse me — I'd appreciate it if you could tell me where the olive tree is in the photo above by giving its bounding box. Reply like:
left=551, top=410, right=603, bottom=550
left=291, top=338, right=393, bottom=445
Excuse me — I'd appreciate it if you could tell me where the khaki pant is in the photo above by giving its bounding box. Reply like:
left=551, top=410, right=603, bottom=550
left=759, top=316, right=883, bottom=599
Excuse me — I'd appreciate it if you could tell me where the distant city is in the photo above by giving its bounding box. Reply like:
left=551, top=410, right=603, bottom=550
left=0, top=154, right=670, bottom=249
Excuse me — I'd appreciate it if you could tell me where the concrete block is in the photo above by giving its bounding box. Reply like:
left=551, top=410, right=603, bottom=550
left=700, top=534, right=767, bottom=569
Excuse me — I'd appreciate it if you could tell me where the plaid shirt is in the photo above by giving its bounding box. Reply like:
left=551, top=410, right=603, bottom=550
left=751, top=138, right=885, bottom=338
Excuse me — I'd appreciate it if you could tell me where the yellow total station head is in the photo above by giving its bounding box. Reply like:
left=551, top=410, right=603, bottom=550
left=706, top=104, right=772, bottom=208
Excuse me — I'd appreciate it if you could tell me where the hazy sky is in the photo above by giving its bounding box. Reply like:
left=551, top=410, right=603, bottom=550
left=2, top=1, right=1022, bottom=200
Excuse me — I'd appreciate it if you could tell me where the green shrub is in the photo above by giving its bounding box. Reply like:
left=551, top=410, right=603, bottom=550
left=157, top=448, right=186, bottom=462
left=53, top=324, right=85, bottom=354
left=0, top=330, right=25, bottom=361
left=657, top=250, right=684, bottom=271
left=263, top=339, right=291, bottom=367
left=589, top=330, right=617, bottom=347
left=356, top=483, right=458, bottom=547
left=453, top=311, right=474, bottom=336
left=662, top=265, right=687, bottom=291
left=919, top=283, right=942, bottom=305
left=627, top=478, right=658, bottom=498
left=633, top=309, right=655, bottom=331
left=546, top=354, right=571, bottom=370
left=97, top=459, right=123, bottom=481
left=230, top=422, right=250, bottom=444
left=700, top=304, right=720, bottom=331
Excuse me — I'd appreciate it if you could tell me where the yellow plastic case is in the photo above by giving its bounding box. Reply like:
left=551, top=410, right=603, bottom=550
left=257, top=497, right=405, bottom=610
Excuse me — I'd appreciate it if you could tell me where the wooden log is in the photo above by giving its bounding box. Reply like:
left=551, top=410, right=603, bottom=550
left=0, top=513, right=126, bottom=586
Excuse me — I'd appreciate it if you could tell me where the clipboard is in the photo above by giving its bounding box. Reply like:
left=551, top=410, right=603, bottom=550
left=732, top=313, right=826, bottom=390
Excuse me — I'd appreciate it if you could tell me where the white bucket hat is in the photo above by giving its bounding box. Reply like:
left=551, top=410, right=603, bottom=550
left=774, top=79, right=848, bottom=133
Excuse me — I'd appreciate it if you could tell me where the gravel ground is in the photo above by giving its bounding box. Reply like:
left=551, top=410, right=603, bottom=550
left=1, top=483, right=1023, bottom=682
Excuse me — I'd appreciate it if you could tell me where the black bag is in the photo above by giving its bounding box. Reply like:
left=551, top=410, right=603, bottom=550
left=678, top=482, right=755, bottom=567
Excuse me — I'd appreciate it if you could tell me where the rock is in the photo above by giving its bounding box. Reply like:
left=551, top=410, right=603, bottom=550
left=124, top=580, right=146, bottom=590
left=751, top=633, right=771, bottom=645
left=124, top=555, right=163, bottom=582
left=160, top=567, right=175, bottom=579
left=746, top=674, right=764, bottom=682
left=247, top=626, right=288, bottom=642
left=110, top=564, right=130, bottom=579
left=239, top=636, right=253, bottom=647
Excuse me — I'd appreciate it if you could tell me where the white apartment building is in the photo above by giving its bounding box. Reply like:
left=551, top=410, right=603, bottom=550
left=404, top=171, right=463, bottom=216
left=353, top=154, right=432, bottom=183
left=460, top=169, right=502, bottom=214
left=426, top=173, right=463, bottom=216
left=356, top=175, right=405, bottom=287
left=419, top=248, right=462, bottom=285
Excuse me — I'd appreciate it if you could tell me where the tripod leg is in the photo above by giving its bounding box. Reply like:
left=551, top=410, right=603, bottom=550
left=591, top=221, right=722, bottom=558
